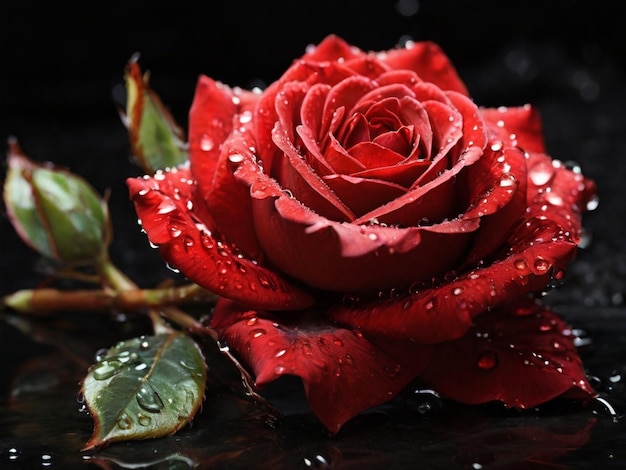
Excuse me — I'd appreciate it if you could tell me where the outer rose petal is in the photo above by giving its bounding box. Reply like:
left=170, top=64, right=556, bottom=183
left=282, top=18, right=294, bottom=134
left=380, top=41, right=469, bottom=96
left=252, top=190, right=479, bottom=292
left=420, top=299, right=595, bottom=407
left=480, top=104, right=546, bottom=154
left=328, top=227, right=581, bottom=343
left=211, top=299, right=433, bottom=434
left=127, top=167, right=313, bottom=311
left=302, top=34, right=364, bottom=63
left=189, top=77, right=263, bottom=259
left=189, top=76, right=237, bottom=186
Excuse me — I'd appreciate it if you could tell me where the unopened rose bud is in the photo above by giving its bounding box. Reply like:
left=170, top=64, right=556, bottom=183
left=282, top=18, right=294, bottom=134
left=4, top=139, right=111, bottom=263
left=120, top=56, right=188, bottom=174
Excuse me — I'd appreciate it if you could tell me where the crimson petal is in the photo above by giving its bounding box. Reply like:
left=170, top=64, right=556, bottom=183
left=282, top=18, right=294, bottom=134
left=420, top=299, right=595, bottom=407
left=381, top=41, right=469, bottom=95
left=127, top=168, right=314, bottom=311
left=250, top=190, right=479, bottom=292
left=211, top=299, right=433, bottom=434
left=302, top=34, right=363, bottom=63
left=481, top=105, right=546, bottom=154
left=322, top=174, right=407, bottom=217
left=329, top=229, right=579, bottom=344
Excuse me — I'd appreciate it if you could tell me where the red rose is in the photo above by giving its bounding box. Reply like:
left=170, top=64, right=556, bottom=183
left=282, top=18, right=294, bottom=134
left=128, top=35, right=597, bottom=433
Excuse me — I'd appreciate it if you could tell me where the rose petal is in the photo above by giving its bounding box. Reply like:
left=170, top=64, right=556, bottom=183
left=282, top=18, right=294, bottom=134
left=189, top=76, right=248, bottom=195
left=353, top=146, right=482, bottom=227
left=526, top=152, right=597, bottom=232
left=349, top=158, right=431, bottom=188
left=255, top=60, right=354, bottom=173
left=248, top=188, right=479, bottom=292
left=127, top=168, right=314, bottom=311
left=328, top=225, right=579, bottom=344
left=420, top=299, right=595, bottom=408
left=381, top=41, right=469, bottom=95
left=211, top=299, right=433, bottom=434
left=303, top=34, right=363, bottom=63
left=322, top=174, right=407, bottom=217
left=272, top=124, right=356, bottom=221
left=481, top=105, right=546, bottom=154
left=460, top=146, right=528, bottom=266
left=300, top=82, right=331, bottom=140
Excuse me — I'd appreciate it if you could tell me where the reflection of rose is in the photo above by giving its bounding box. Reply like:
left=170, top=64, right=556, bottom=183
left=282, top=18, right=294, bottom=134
left=128, top=35, right=597, bottom=433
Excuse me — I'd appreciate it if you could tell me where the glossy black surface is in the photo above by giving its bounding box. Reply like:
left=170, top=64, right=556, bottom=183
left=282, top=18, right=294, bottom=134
left=1, top=1, right=625, bottom=468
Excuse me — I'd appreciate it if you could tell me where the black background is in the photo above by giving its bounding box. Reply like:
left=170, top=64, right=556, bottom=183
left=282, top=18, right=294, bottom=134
left=1, top=0, right=625, bottom=307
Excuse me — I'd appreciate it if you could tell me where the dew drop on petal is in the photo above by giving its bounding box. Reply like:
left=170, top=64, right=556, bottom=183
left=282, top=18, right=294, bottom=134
left=200, top=134, right=214, bottom=152
left=533, top=258, right=551, bottom=272
left=490, top=141, right=503, bottom=152
left=228, top=153, right=244, bottom=164
left=156, top=200, right=177, bottom=215
left=514, top=259, right=528, bottom=270
left=183, top=235, right=195, bottom=250
left=250, top=328, right=266, bottom=338
left=528, top=160, right=555, bottom=186
left=499, top=174, right=516, bottom=187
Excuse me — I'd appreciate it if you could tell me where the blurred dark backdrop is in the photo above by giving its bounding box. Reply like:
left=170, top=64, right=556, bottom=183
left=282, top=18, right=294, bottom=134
left=1, top=0, right=625, bottom=308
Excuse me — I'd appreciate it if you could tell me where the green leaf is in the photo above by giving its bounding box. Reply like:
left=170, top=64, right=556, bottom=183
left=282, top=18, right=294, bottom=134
left=81, top=332, right=206, bottom=450
left=121, top=58, right=188, bottom=174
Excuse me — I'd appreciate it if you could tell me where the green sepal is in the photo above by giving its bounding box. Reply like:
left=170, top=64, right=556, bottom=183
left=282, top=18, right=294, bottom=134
left=122, top=57, right=188, bottom=174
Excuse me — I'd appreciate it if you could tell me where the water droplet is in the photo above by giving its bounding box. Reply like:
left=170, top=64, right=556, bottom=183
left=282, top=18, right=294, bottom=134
left=172, top=234, right=189, bottom=251
left=246, top=317, right=259, bottom=326
left=201, top=233, right=214, bottom=250
left=528, top=160, right=555, bottom=186
left=200, top=134, right=214, bottom=151
left=7, top=447, right=19, bottom=460
left=344, top=354, right=354, bottom=366
left=453, top=287, right=463, bottom=295
left=136, top=384, right=164, bottom=413
left=117, top=413, right=133, bottom=429
left=275, top=349, right=287, bottom=358
left=94, top=348, right=109, bottom=362
left=250, top=328, right=267, bottom=338
left=137, top=413, right=152, bottom=426
left=91, top=360, right=123, bottom=380
left=477, top=351, right=498, bottom=371
left=275, top=365, right=286, bottom=375
left=333, top=338, right=344, bottom=347
left=586, top=195, right=600, bottom=211
left=156, top=200, right=177, bottom=215
left=169, top=224, right=182, bottom=238
left=228, top=153, right=244, bottom=164
left=514, top=259, right=528, bottom=270
left=533, top=258, right=551, bottom=272
left=490, top=140, right=503, bottom=152
left=499, top=174, right=516, bottom=187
